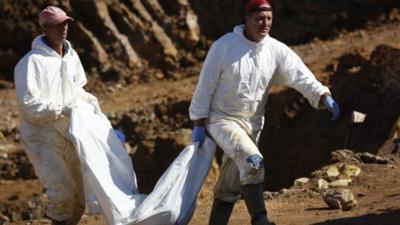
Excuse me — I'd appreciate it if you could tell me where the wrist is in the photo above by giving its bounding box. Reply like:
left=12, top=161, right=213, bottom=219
left=194, top=118, right=207, bottom=127
left=320, top=93, right=331, bottom=106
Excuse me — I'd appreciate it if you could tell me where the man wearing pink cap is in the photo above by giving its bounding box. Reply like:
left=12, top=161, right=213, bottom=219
left=189, top=0, right=340, bottom=224
left=14, top=5, right=101, bottom=225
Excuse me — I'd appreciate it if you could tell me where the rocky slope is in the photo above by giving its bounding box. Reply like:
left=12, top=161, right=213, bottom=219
left=1, top=0, right=399, bottom=87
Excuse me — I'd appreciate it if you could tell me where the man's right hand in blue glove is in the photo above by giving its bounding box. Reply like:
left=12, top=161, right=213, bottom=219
left=192, top=126, right=206, bottom=148
left=322, top=94, right=340, bottom=120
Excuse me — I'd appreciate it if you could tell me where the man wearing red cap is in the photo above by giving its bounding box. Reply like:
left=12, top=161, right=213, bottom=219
left=14, top=5, right=101, bottom=225
left=189, top=0, right=340, bottom=225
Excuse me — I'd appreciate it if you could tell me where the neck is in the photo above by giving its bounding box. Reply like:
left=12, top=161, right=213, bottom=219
left=44, top=37, right=64, bottom=56
left=52, top=44, right=64, bottom=56
left=244, top=27, right=262, bottom=43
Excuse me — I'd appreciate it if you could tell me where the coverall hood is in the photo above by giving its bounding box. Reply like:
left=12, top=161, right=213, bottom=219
left=14, top=35, right=87, bottom=126
left=32, top=35, right=72, bottom=57
left=233, top=24, right=268, bottom=50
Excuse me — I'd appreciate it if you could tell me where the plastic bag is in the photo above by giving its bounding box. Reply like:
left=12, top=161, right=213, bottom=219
left=67, top=100, right=216, bottom=225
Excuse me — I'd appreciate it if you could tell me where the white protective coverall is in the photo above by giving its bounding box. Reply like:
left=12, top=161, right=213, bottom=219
left=189, top=24, right=330, bottom=202
left=14, top=35, right=101, bottom=223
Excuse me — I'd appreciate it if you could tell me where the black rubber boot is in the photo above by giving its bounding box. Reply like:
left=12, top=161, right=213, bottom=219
left=208, top=198, right=235, bottom=225
left=242, top=183, right=276, bottom=225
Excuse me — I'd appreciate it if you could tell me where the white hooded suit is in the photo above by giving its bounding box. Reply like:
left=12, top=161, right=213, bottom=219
left=14, top=35, right=100, bottom=222
left=189, top=25, right=330, bottom=202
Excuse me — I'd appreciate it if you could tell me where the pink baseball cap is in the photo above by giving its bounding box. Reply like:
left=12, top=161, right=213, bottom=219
left=39, top=6, right=73, bottom=27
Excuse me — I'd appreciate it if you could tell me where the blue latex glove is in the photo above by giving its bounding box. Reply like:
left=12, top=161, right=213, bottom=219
left=323, top=95, right=340, bottom=120
left=246, top=154, right=264, bottom=170
left=191, top=126, right=206, bottom=148
left=114, top=129, right=126, bottom=143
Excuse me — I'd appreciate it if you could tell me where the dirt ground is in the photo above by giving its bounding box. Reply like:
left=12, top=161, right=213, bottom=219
left=189, top=160, right=400, bottom=225
left=3, top=152, right=400, bottom=225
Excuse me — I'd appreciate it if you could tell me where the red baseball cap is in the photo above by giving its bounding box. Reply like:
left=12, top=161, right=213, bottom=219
left=39, top=6, right=73, bottom=27
left=245, top=0, right=272, bottom=14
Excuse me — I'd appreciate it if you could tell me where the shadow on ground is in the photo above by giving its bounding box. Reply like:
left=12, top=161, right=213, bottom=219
left=311, top=209, right=400, bottom=225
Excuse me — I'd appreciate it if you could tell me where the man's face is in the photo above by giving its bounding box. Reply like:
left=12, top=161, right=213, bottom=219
left=244, top=10, right=273, bottom=42
left=42, top=20, right=68, bottom=46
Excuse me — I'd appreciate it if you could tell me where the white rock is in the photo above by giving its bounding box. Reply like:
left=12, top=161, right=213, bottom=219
left=323, top=165, right=340, bottom=180
left=329, top=179, right=352, bottom=187
left=294, top=177, right=310, bottom=187
left=340, top=164, right=361, bottom=178
left=316, top=178, right=329, bottom=190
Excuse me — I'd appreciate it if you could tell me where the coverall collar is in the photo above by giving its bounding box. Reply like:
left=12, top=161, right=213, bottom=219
left=233, top=24, right=269, bottom=50
left=32, top=35, right=71, bottom=57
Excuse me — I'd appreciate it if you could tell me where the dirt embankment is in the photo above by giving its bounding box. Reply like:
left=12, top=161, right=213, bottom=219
left=262, top=42, right=400, bottom=190
left=1, top=0, right=399, bottom=88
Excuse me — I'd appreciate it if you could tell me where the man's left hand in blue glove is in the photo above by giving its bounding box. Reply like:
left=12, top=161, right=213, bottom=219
left=192, top=118, right=207, bottom=148
left=192, top=126, right=205, bottom=148
left=322, top=94, right=340, bottom=120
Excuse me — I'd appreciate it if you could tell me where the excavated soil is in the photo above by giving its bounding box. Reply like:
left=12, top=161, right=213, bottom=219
left=1, top=0, right=400, bottom=225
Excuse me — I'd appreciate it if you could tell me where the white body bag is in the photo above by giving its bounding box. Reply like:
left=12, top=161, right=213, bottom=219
left=65, top=99, right=216, bottom=225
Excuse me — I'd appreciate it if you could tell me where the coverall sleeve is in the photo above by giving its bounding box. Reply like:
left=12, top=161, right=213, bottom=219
left=14, top=57, right=63, bottom=124
left=274, top=44, right=330, bottom=109
left=189, top=42, right=222, bottom=120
